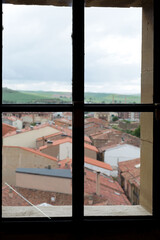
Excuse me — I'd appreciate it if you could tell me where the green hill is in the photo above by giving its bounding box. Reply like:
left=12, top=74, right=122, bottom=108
left=2, top=88, right=49, bottom=104
left=85, top=92, right=140, bottom=104
left=2, top=88, right=72, bottom=104
left=2, top=88, right=140, bottom=104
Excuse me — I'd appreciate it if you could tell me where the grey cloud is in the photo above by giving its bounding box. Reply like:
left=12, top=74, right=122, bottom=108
left=3, top=5, right=141, bottom=93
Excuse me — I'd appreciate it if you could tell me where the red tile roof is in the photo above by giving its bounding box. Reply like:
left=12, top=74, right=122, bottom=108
left=2, top=185, right=72, bottom=206
left=84, top=135, right=92, bottom=143
left=84, top=169, right=131, bottom=205
left=36, top=132, right=63, bottom=141
left=3, top=123, right=56, bottom=138
left=85, top=157, right=112, bottom=171
left=2, top=185, right=30, bottom=206
left=54, top=118, right=72, bottom=125
left=2, top=123, right=17, bottom=136
left=39, top=138, right=98, bottom=152
left=90, top=129, right=121, bottom=140
left=98, top=142, right=126, bottom=152
left=85, top=118, right=108, bottom=125
left=58, top=158, right=72, bottom=169
left=59, top=157, right=112, bottom=171
left=119, top=158, right=140, bottom=188
left=84, top=143, right=99, bottom=152
left=37, top=131, right=91, bottom=144
left=3, top=146, right=57, bottom=162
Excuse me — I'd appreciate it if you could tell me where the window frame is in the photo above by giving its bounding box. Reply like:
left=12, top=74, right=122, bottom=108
left=1, top=0, right=160, bottom=233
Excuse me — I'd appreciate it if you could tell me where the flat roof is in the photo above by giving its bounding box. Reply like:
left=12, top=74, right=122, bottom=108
left=16, top=168, right=72, bottom=179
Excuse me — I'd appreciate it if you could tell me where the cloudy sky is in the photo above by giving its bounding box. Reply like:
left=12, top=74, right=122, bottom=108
left=2, top=4, right=142, bottom=94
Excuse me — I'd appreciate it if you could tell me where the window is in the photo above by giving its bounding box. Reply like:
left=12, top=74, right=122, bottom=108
left=1, top=0, right=160, bottom=233
left=2, top=4, right=72, bottom=104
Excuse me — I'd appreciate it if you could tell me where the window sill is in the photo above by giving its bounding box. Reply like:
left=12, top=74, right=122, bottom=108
left=2, top=205, right=151, bottom=218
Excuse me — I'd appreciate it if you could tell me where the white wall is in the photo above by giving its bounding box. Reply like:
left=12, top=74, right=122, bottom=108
left=59, top=142, right=72, bottom=160
left=22, top=116, right=33, bottom=123
left=13, top=119, right=23, bottom=130
left=104, top=144, right=140, bottom=177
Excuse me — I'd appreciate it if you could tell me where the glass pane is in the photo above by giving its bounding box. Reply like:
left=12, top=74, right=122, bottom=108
left=85, top=8, right=142, bottom=104
left=2, top=112, right=72, bottom=218
left=84, top=112, right=153, bottom=216
left=2, top=4, right=72, bottom=104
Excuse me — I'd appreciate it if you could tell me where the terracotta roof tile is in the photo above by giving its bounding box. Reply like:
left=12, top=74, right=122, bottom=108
left=85, top=118, right=108, bottom=125
left=3, top=146, right=57, bottom=162
left=2, top=185, right=30, bottom=206
left=90, top=129, right=121, bottom=140
left=59, top=157, right=112, bottom=171
left=2, top=123, right=17, bottom=136
left=85, top=157, right=112, bottom=171
left=3, top=123, right=56, bottom=138
left=84, top=169, right=131, bottom=205
left=119, top=158, right=140, bottom=188
left=39, top=138, right=98, bottom=152
left=36, top=132, right=63, bottom=141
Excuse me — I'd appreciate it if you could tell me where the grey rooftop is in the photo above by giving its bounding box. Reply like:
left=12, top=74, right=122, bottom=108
left=16, top=168, right=72, bottom=179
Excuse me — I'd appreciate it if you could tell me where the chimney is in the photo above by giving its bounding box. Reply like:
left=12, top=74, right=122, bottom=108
left=65, top=156, right=70, bottom=168
left=9, top=189, right=13, bottom=199
left=96, top=171, right=100, bottom=195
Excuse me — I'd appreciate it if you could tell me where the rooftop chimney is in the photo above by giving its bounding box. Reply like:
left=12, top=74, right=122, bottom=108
left=96, top=171, right=100, bottom=195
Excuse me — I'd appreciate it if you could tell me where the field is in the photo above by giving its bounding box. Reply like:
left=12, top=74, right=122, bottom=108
left=2, top=88, right=140, bottom=104
left=2, top=88, right=72, bottom=104
left=85, top=92, right=140, bottom=104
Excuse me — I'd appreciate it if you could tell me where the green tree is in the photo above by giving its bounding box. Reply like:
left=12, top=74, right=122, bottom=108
left=133, top=126, right=140, bottom=138
left=112, top=116, right=119, bottom=122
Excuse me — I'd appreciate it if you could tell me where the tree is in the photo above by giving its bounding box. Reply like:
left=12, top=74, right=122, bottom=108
left=112, top=116, right=119, bottom=122
left=133, top=126, right=140, bottom=138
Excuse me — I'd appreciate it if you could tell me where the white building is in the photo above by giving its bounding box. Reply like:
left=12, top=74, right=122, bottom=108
left=3, top=125, right=60, bottom=148
left=2, top=117, right=23, bottom=130
left=104, top=144, right=140, bottom=177
left=59, top=141, right=72, bottom=160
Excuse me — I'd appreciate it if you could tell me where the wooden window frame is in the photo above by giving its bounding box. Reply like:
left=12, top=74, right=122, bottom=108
left=1, top=0, right=160, bottom=234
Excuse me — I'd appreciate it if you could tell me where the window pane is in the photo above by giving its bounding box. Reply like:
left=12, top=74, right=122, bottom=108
left=2, top=112, right=72, bottom=218
left=84, top=112, right=153, bottom=216
left=85, top=8, right=142, bottom=104
left=2, top=4, right=72, bottom=104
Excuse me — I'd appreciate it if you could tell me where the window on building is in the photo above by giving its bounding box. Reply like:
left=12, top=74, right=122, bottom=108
left=1, top=0, right=160, bottom=230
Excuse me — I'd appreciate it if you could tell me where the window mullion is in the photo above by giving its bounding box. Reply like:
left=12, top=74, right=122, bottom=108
left=72, top=0, right=84, bottom=222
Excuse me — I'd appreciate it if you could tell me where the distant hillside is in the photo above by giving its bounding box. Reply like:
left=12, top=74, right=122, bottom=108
left=85, top=92, right=140, bottom=104
left=2, top=88, right=49, bottom=104
left=2, top=88, right=71, bottom=104
left=2, top=88, right=140, bottom=104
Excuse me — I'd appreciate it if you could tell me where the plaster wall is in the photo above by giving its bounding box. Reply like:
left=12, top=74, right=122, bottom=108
left=59, top=142, right=72, bottom=160
left=16, top=172, right=72, bottom=194
left=85, top=148, right=97, bottom=160
left=2, top=147, right=58, bottom=186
